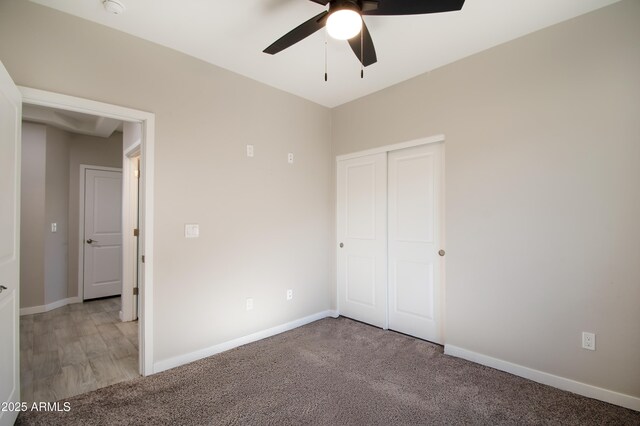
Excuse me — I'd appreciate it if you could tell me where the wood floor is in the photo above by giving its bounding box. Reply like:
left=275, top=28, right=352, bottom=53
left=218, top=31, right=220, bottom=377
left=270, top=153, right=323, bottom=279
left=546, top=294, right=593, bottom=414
left=20, top=297, right=139, bottom=403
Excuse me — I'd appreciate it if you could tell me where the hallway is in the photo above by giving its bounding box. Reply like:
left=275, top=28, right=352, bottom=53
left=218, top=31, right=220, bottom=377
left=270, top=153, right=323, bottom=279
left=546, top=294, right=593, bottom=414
left=20, top=297, right=139, bottom=403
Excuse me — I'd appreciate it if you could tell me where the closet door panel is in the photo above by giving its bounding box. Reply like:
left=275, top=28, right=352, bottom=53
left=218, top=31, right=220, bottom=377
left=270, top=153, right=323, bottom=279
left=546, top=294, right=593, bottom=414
left=388, top=143, right=444, bottom=343
left=337, top=153, right=387, bottom=328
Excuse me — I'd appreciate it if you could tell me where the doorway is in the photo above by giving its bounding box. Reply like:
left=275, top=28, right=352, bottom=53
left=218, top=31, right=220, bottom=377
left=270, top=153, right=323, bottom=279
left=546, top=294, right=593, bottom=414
left=19, top=86, right=155, bottom=377
left=336, top=137, right=445, bottom=344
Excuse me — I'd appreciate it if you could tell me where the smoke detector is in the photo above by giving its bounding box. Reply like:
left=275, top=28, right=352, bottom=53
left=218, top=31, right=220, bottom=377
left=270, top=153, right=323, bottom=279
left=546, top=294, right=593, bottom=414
left=103, top=0, right=125, bottom=15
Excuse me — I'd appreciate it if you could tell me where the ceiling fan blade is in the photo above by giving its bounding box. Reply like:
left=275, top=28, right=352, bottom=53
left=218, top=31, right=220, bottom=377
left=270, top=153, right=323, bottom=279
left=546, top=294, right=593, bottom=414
left=362, top=1, right=380, bottom=13
left=348, top=21, right=377, bottom=67
left=308, top=0, right=330, bottom=5
left=363, top=0, right=465, bottom=16
left=263, top=11, right=329, bottom=55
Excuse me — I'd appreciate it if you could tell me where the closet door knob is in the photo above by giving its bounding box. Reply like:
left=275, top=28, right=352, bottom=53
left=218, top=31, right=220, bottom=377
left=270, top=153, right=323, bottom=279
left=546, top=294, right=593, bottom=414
left=339, top=242, right=344, bottom=248
left=438, top=250, right=445, bottom=257
left=0, top=285, right=7, bottom=293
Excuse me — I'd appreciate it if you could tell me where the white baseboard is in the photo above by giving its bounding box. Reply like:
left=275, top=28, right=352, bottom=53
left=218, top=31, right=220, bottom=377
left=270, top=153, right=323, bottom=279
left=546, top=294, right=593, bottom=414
left=154, top=310, right=336, bottom=374
left=328, top=309, right=339, bottom=318
left=444, top=344, right=640, bottom=412
left=20, top=297, right=81, bottom=316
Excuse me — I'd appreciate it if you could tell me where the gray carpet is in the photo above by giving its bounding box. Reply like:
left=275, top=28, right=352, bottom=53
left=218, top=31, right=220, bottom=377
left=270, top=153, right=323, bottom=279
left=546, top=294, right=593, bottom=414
left=17, top=317, right=640, bottom=425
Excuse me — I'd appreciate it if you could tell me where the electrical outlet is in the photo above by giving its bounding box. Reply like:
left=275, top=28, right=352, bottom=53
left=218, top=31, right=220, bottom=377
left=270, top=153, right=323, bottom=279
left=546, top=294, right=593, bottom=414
left=287, top=153, right=294, bottom=164
left=184, top=224, right=199, bottom=238
left=582, top=332, right=595, bottom=351
left=286, top=289, right=293, bottom=301
left=246, top=145, right=254, bottom=157
left=246, top=298, right=254, bottom=311
left=51, top=223, right=57, bottom=233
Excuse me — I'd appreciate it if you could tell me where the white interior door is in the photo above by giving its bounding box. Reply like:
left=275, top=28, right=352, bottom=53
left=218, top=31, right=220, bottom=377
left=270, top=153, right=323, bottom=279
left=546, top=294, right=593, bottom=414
left=0, top=61, right=22, bottom=426
left=337, top=153, right=387, bottom=328
left=388, top=143, right=444, bottom=343
left=84, top=168, right=123, bottom=300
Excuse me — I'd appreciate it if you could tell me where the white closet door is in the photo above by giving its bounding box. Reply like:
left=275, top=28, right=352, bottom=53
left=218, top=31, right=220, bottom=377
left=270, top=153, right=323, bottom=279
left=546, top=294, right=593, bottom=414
left=388, top=143, right=444, bottom=343
left=337, top=153, right=387, bottom=328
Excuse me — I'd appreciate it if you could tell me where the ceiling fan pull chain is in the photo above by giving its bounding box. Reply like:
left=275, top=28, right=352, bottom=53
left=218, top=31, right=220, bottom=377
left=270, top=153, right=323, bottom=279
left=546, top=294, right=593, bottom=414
left=325, top=31, right=328, bottom=82
left=360, top=29, right=364, bottom=79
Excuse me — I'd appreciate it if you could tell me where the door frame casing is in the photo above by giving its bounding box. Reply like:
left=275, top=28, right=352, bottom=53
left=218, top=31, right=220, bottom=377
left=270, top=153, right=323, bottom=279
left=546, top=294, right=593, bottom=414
left=78, top=165, right=123, bottom=301
left=122, top=144, right=141, bottom=323
left=19, top=86, right=156, bottom=376
left=335, top=134, right=446, bottom=339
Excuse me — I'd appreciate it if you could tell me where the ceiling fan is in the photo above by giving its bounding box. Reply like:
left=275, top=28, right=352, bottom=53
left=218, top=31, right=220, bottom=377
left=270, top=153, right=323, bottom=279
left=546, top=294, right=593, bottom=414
left=263, top=0, right=466, bottom=68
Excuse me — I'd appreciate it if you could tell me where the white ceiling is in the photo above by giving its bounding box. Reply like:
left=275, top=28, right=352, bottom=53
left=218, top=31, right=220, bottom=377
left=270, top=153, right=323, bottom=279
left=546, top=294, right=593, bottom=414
left=30, top=0, right=620, bottom=107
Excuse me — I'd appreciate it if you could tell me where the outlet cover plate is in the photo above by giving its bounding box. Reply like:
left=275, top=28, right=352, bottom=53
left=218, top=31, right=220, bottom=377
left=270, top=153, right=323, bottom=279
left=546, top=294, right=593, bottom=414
left=582, top=332, right=596, bottom=351
left=185, top=224, right=199, bottom=238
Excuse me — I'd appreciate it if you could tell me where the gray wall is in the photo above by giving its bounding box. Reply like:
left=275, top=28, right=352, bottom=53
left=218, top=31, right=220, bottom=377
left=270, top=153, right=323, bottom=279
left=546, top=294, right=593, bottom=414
left=5, top=0, right=635, bottom=401
left=20, top=123, right=46, bottom=309
left=43, top=126, right=70, bottom=305
left=67, top=132, right=123, bottom=298
left=19, top=123, right=123, bottom=309
left=0, top=0, right=332, bottom=363
left=331, top=1, right=640, bottom=398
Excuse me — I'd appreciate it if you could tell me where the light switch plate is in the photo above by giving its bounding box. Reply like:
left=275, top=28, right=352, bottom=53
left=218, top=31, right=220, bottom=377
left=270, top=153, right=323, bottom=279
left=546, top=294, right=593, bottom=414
left=184, top=224, right=199, bottom=238
left=51, top=223, right=57, bottom=233
left=246, top=145, right=254, bottom=157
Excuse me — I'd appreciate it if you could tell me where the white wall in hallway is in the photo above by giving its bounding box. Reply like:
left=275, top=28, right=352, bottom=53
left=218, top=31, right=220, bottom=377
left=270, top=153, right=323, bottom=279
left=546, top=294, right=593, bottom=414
left=20, top=122, right=46, bottom=309
left=43, top=126, right=70, bottom=305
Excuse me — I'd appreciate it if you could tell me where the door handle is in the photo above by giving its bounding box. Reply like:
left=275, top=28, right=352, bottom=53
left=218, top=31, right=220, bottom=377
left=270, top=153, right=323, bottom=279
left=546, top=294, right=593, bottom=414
left=0, top=285, right=7, bottom=293
left=86, top=239, right=98, bottom=244
left=339, top=242, right=344, bottom=248
left=438, top=249, right=446, bottom=257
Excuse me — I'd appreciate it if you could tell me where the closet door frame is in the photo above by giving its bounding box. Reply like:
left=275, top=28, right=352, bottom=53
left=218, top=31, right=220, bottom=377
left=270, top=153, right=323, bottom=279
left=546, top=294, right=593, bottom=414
left=336, top=134, right=446, bottom=333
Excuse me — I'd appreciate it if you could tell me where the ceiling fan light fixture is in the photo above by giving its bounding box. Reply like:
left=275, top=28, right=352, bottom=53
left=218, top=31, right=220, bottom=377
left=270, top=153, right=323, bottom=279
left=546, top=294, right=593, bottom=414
left=326, top=8, right=362, bottom=40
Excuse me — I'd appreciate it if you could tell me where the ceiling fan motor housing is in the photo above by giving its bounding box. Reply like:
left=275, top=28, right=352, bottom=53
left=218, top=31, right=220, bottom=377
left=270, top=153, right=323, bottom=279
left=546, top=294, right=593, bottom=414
left=330, top=0, right=362, bottom=14
left=328, top=0, right=379, bottom=14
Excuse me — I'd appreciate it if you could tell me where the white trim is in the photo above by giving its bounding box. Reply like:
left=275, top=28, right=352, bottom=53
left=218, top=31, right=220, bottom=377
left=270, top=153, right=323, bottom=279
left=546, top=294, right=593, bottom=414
left=140, top=113, right=155, bottom=377
left=20, top=87, right=153, bottom=123
left=20, top=297, right=81, bottom=316
left=19, top=86, right=155, bottom=377
left=154, top=311, right=337, bottom=373
left=78, top=164, right=123, bottom=302
left=123, top=141, right=141, bottom=157
left=121, top=146, right=141, bottom=323
left=336, top=134, right=445, bottom=162
left=444, top=344, right=640, bottom=412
